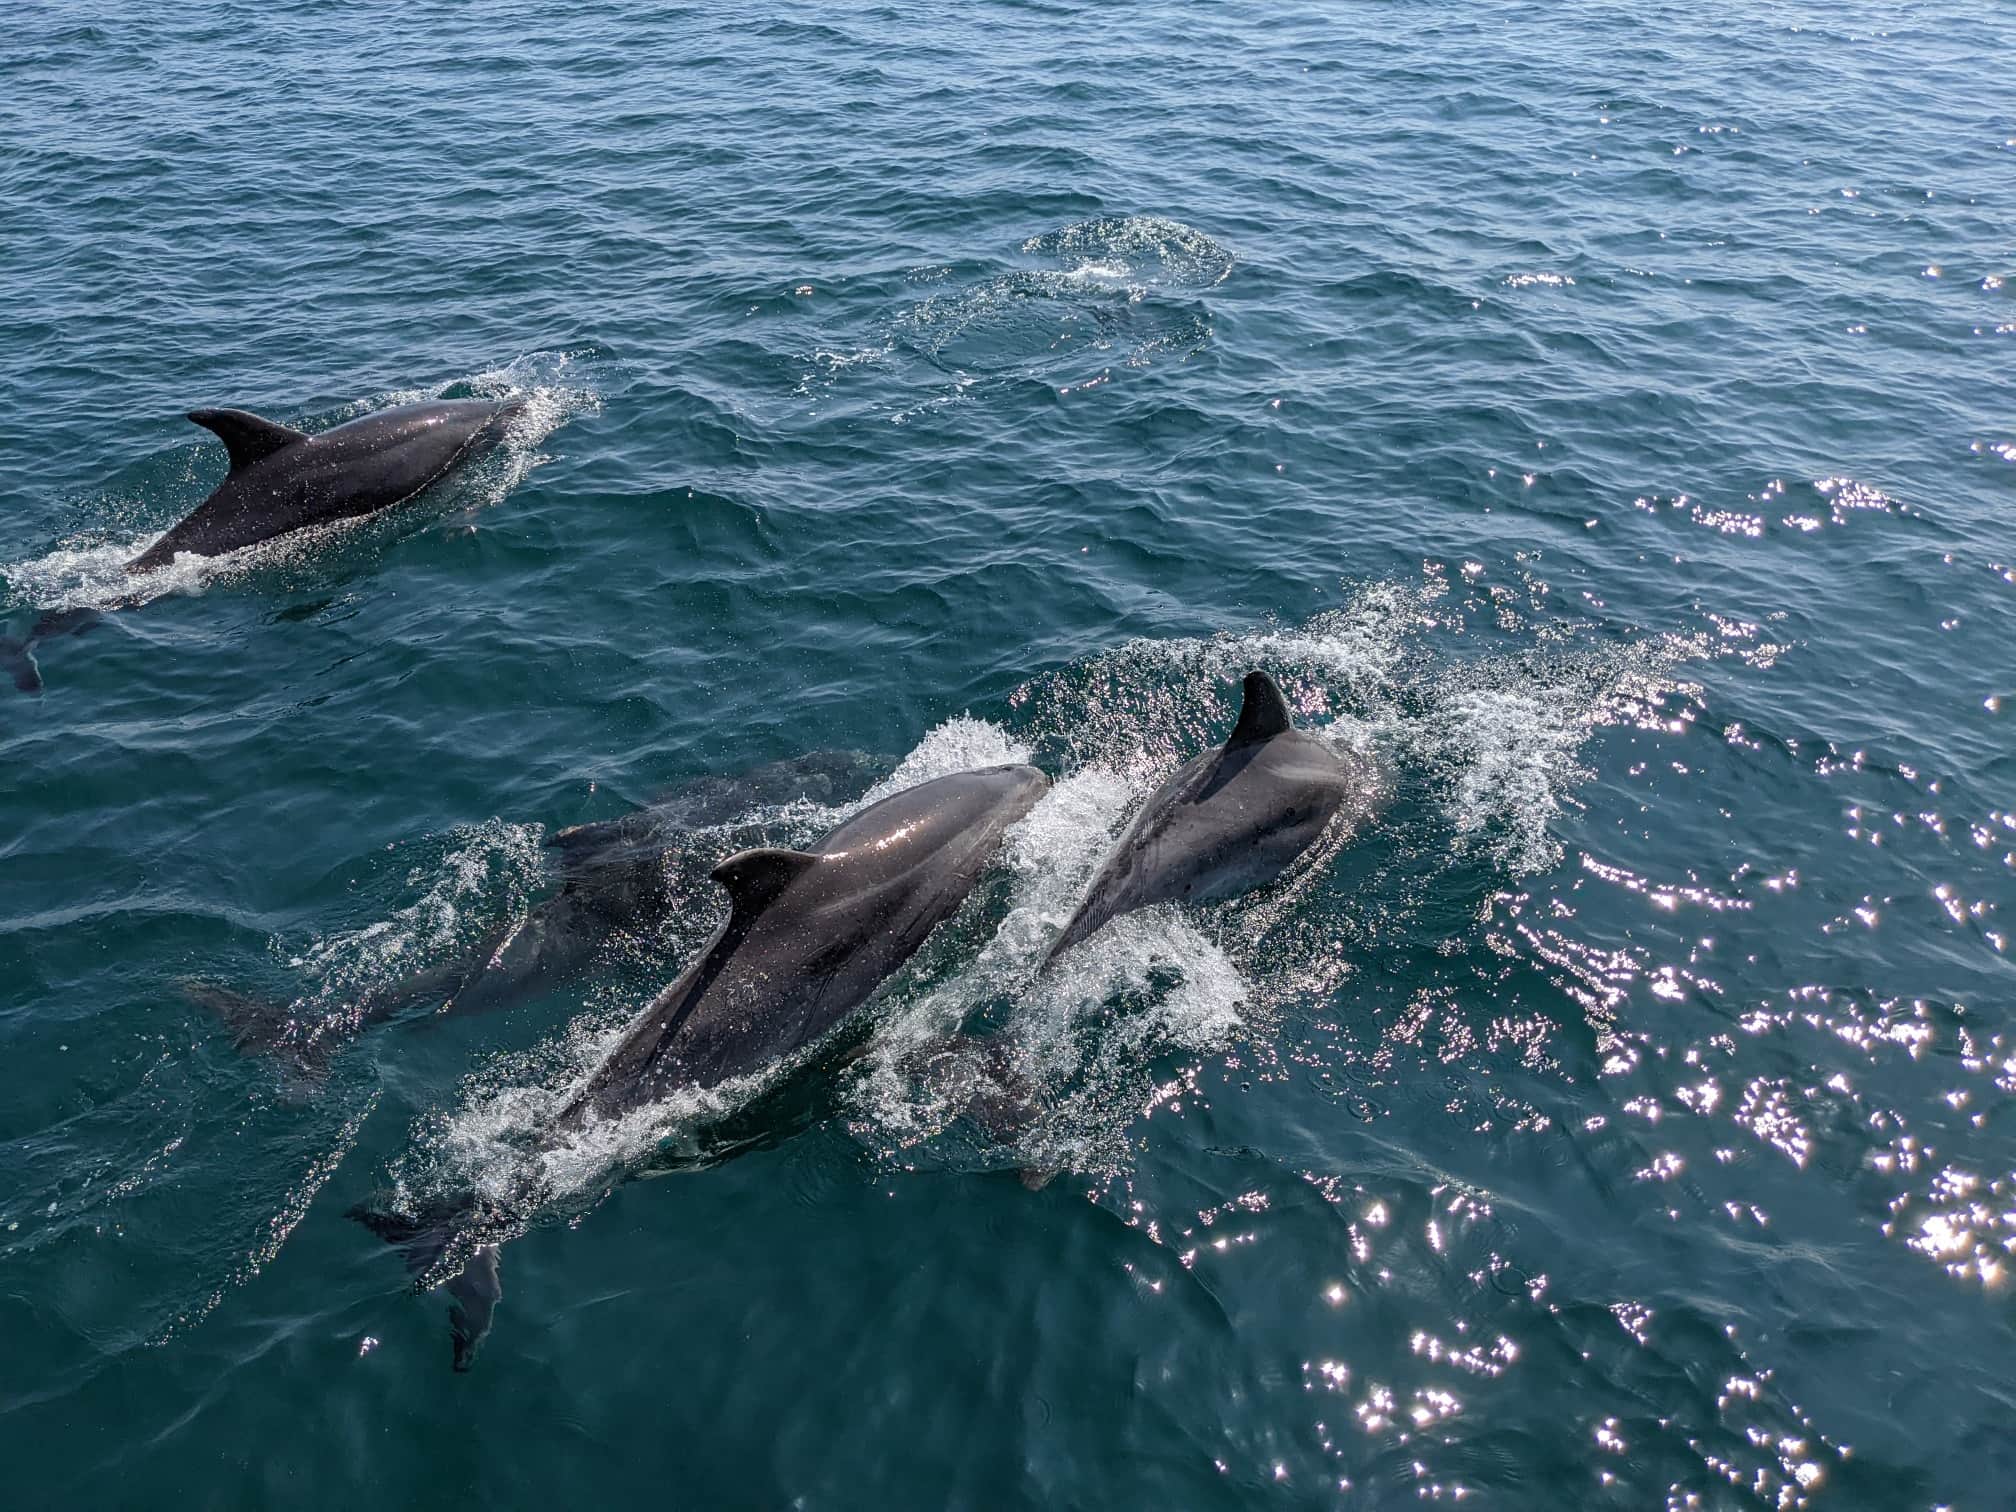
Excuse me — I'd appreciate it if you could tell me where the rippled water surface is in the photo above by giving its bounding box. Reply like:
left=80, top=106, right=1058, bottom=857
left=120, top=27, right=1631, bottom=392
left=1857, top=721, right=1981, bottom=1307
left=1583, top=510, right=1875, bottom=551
left=4, top=2, right=2014, bottom=1506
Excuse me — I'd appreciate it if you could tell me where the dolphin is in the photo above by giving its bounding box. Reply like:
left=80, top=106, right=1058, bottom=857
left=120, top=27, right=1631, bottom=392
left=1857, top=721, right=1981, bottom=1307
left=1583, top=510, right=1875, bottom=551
left=1, top=396, right=525, bottom=692
left=557, top=761, right=1050, bottom=1127
left=1043, top=670, right=1376, bottom=968
left=354, top=761, right=1050, bottom=1369
left=131, top=398, right=525, bottom=571
left=195, top=752, right=889, bottom=1077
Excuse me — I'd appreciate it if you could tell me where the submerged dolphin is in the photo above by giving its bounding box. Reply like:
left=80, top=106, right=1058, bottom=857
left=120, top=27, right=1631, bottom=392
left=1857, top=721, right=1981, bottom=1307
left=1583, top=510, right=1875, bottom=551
left=1043, top=670, right=1375, bottom=967
left=1, top=396, right=524, bottom=691
left=196, top=752, right=888, bottom=1076
left=356, top=761, right=1049, bottom=1369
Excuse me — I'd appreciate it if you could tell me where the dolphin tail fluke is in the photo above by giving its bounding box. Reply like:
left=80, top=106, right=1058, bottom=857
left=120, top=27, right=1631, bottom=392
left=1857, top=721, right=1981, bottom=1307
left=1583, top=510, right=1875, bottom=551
left=0, top=634, right=41, bottom=694
left=350, top=1195, right=499, bottom=1371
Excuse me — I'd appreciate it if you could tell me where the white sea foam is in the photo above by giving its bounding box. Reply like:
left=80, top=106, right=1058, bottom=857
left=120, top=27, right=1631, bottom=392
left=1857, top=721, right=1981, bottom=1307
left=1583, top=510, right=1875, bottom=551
left=846, top=763, right=1247, bottom=1163
left=1021, top=215, right=1237, bottom=290
left=855, top=714, right=1031, bottom=805
left=0, top=532, right=180, bottom=615
left=1428, top=686, right=1590, bottom=874
left=1062, top=259, right=1136, bottom=290
left=287, top=819, right=548, bottom=1009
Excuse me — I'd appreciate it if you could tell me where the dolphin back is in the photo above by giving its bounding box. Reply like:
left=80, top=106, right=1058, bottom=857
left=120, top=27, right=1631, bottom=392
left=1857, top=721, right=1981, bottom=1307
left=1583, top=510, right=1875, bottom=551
left=360, top=765, right=1053, bottom=1372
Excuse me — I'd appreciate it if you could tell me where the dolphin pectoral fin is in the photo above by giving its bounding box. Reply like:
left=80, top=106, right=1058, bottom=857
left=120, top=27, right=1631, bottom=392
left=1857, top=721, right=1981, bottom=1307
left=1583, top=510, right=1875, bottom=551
left=186, top=981, right=296, bottom=1051
left=350, top=1195, right=497, bottom=1370
left=1, top=608, right=109, bottom=695
left=187, top=407, right=307, bottom=472
left=446, top=1245, right=503, bottom=1373
left=1227, top=669, right=1294, bottom=747
left=351, top=1198, right=476, bottom=1276
left=0, top=635, right=40, bottom=694
left=710, top=847, right=821, bottom=921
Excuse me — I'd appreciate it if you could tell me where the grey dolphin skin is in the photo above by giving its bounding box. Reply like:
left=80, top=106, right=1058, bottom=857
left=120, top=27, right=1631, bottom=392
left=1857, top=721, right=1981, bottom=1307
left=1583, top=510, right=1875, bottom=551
left=129, top=397, right=525, bottom=571
left=196, top=752, right=890, bottom=1077
left=356, top=761, right=1048, bottom=1370
left=1043, top=670, right=1374, bottom=968
left=1, top=396, right=526, bottom=692
left=558, top=761, right=1049, bottom=1128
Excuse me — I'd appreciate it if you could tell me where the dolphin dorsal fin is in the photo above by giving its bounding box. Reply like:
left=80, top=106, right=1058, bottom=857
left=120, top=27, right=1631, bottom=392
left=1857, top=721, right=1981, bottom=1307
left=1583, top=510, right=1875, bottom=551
left=187, top=408, right=307, bottom=472
left=711, top=847, right=820, bottom=920
left=1226, top=670, right=1294, bottom=748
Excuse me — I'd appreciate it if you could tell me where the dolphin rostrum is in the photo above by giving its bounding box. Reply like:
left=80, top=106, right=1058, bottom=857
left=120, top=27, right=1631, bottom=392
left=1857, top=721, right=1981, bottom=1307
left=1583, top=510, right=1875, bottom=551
left=1043, top=670, right=1375, bottom=968
left=356, top=761, right=1050, bottom=1369
left=1, top=396, right=525, bottom=692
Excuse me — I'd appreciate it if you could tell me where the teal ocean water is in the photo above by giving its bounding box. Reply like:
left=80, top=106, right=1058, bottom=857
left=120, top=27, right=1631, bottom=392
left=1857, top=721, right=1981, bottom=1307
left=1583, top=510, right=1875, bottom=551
left=5, top=2, right=2014, bottom=1505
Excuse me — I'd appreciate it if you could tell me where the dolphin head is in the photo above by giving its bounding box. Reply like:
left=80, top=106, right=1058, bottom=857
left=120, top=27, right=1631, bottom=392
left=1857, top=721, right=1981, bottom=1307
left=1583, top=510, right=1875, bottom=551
left=439, top=396, right=528, bottom=452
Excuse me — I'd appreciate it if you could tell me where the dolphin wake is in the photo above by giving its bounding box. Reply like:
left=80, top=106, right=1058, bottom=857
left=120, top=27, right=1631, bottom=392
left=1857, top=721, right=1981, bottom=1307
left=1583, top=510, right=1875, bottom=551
left=363, top=573, right=1753, bottom=1236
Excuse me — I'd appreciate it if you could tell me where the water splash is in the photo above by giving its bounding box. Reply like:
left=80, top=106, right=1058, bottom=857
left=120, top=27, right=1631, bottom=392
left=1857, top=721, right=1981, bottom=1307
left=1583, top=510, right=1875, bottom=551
left=802, top=216, right=1232, bottom=408
left=1019, top=215, right=1238, bottom=291
left=285, top=819, right=550, bottom=1024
